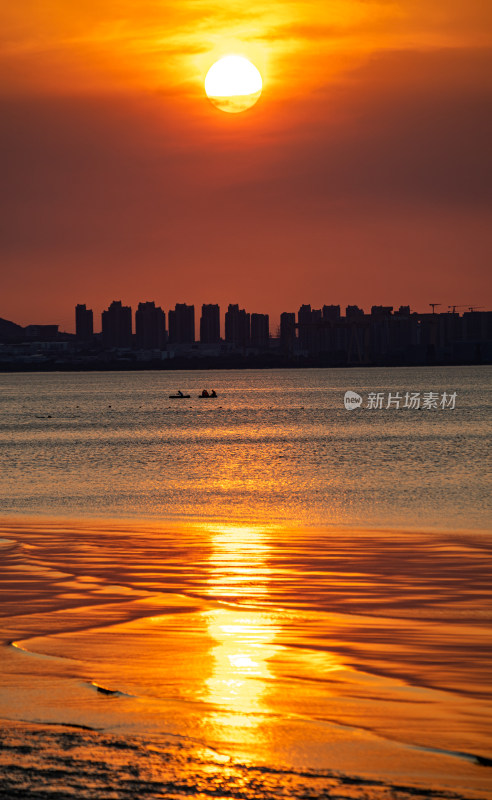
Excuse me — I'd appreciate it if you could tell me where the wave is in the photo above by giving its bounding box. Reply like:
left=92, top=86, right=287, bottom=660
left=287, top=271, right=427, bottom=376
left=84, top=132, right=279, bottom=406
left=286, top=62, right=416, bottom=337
left=86, top=681, right=135, bottom=698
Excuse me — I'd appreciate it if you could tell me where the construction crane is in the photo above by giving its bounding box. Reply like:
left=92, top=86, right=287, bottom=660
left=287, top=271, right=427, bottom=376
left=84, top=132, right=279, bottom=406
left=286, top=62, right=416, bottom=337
left=448, top=304, right=470, bottom=314
left=468, top=306, right=484, bottom=312
left=429, top=303, right=441, bottom=314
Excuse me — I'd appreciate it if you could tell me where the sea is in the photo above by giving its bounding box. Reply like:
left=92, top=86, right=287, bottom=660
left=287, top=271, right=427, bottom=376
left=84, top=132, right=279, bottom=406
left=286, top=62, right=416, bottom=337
left=0, top=366, right=491, bottom=799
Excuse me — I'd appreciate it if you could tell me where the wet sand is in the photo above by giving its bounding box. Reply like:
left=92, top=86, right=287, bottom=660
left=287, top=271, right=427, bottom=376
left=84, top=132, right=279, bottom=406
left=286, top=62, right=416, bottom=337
left=0, top=517, right=491, bottom=799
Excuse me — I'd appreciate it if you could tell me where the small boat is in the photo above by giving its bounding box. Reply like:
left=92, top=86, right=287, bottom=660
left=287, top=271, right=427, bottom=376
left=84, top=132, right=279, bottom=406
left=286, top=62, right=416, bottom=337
left=169, top=394, right=190, bottom=399
left=198, top=394, right=218, bottom=399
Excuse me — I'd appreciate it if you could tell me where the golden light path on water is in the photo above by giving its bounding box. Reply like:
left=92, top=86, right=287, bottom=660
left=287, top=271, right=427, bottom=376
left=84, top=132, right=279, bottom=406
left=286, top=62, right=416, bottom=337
left=0, top=516, right=492, bottom=797
left=201, top=524, right=344, bottom=754
left=204, top=526, right=278, bottom=745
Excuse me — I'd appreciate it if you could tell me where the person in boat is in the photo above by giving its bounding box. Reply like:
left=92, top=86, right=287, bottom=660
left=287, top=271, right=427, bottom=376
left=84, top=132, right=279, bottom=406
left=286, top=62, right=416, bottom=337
left=177, top=390, right=184, bottom=397
left=201, top=389, right=209, bottom=397
left=210, top=389, right=217, bottom=397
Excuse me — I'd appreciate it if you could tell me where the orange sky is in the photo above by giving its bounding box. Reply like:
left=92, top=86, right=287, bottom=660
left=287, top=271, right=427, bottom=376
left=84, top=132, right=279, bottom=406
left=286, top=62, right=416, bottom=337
left=1, top=0, right=491, bottom=331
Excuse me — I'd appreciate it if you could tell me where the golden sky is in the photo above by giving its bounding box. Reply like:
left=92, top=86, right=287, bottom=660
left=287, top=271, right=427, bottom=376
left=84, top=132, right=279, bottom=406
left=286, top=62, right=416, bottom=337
left=2, top=0, right=491, bottom=92
left=1, top=0, right=491, bottom=328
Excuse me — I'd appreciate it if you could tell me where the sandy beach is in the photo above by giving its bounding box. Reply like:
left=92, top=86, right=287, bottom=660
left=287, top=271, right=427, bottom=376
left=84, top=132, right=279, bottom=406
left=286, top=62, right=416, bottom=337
left=1, top=516, right=491, bottom=799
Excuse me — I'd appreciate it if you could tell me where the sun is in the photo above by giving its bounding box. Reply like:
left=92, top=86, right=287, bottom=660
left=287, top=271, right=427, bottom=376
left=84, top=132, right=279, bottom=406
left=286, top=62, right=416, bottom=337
left=205, top=55, right=262, bottom=114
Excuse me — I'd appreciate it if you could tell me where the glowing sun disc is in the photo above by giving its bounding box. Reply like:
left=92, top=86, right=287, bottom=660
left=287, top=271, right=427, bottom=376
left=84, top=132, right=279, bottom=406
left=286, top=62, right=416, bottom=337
left=205, top=55, right=262, bottom=114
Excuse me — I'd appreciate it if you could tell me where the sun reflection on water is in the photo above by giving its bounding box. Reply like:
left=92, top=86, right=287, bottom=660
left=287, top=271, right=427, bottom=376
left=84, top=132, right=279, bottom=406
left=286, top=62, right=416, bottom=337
left=202, top=525, right=279, bottom=745
left=200, top=524, right=277, bottom=604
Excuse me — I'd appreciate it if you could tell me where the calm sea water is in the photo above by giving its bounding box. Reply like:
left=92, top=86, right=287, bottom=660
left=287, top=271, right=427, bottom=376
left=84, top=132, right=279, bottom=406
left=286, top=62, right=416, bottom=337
left=0, top=366, right=490, bottom=528
left=0, top=367, right=491, bottom=799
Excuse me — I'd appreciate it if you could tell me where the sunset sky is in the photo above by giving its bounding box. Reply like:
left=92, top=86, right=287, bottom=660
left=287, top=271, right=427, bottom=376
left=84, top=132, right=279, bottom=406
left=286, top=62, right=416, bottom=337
left=1, top=0, right=491, bottom=331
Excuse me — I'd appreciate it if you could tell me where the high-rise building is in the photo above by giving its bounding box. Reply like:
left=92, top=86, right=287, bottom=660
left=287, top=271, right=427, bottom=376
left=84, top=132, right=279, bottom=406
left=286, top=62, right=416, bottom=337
left=75, top=304, right=93, bottom=341
left=298, top=304, right=313, bottom=351
left=322, top=305, right=341, bottom=321
left=280, top=312, right=296, bottom=352
left=168, top=303, right=195, bottom=344
left=101, top=301, right=132, bottom=348
left=225, top=304, right=250, bottom=347
left=395, top=306, right=411, bottom=317
left=200, top=304, right=220, bottom=344
left=298, top=304, right=312, bottom=323
left=298, top=305, right=328, bottom=353
left=371, top=306, right=393, bottom=317
left=250, top=313, right=269, bottom=348
left=345, top=305, right=365, bottom=318
left=135, top=302, right=166, bottom=349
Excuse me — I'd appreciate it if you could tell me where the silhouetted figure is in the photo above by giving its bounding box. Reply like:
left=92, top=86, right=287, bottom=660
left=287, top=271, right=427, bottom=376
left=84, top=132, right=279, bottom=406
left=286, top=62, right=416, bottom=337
left=201, top=389, right=209, bottom=397
left=177, top=390, right=184, bottom=397
left=210, top=390, right=217, bottom=397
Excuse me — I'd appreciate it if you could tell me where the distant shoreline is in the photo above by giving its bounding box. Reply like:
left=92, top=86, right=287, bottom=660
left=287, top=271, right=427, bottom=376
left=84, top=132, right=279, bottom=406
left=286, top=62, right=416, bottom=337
left=1, top=356, right=491, bottom=372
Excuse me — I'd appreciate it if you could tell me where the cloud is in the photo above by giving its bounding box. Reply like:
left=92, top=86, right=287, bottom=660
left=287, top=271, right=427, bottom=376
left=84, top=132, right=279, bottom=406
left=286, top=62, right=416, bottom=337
left=2, top=0, right=491, bottom=103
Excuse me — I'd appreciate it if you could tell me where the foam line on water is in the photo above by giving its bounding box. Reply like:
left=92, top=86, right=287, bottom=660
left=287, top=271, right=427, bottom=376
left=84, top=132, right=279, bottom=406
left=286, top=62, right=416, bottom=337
left=8, top=640, right=76, bottom=663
